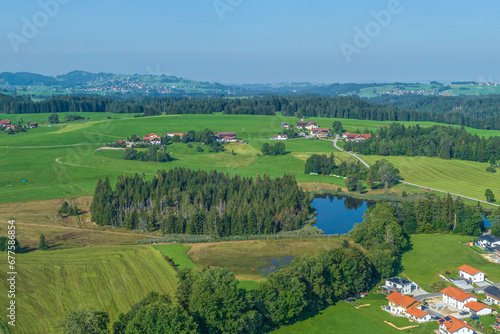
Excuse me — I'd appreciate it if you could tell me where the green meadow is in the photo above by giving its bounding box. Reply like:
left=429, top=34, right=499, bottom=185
left=272, top=292, right=437, bottom=334
left=358, top=154, right=500, bottom=205
left=1, top=112, right=499, bottom=204
left=0, top=246, right=177, bottom=334
left=401, top=234, right=500, bottom=290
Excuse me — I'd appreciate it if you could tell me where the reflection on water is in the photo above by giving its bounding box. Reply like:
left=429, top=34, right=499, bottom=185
left=258, top=255, right=295, bottom=276
left=312, top=195, right=374, bottom=235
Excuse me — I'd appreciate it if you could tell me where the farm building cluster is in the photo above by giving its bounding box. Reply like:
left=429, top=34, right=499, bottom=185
left=380, top=264, right=500, bottom=333
left=113, top=131, right=240, bottom=147
left=270, top=120, right=330, bottom=140
left=0, top=119, right=37, bottom=134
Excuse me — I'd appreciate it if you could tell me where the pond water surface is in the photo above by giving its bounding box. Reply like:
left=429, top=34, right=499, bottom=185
left=312, top=195, right=374, bottom=235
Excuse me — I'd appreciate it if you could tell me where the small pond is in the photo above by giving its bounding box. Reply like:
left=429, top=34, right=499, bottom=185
left=312, top=195, right=375, bottom=235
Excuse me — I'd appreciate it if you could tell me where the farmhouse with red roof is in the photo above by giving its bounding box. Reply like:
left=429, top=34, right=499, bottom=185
left=215, top=132, right=237, bottom=143
left=441, top=286, right=477, bottom=310
left=458, top=265, right=485, bottom=283
left=143, top=133, right=161, bottom=144
left=342, top=132, right=371, bottom=142
left=0, top=120, right=12, bottom=126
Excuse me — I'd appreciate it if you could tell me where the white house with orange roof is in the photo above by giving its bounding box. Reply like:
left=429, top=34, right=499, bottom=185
left=437, top=315, right=476, bottom=334
left=464, top=300, right=495, bottom=316
left=404, top=306, right=432, bottom=323
left=458, top=265, right=485, bottom=283
left=441, top=287, right=477, bottom=311
left=386, top=291, right=421, bottom=315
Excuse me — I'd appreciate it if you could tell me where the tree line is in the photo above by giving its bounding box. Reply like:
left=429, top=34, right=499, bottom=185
left=90, top=168, right=312, bottom=236
left=369, top=94, right=500, bottom=130
left=3, top=93, right=500, bottom=130
left=344, top=123, right=500, bottom=163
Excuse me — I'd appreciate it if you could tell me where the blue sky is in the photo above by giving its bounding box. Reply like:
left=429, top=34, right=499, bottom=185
left=1, top=0, right=499, bottom=84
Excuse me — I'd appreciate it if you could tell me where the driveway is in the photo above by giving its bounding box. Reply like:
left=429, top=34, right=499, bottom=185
left=449, top=278, right=473, bottom=290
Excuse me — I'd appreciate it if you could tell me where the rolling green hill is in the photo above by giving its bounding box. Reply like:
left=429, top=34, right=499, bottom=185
left=0, top=113, right=499, bottom=204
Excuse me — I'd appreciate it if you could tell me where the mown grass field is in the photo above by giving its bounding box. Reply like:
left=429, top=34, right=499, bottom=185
left=357, top=154, right=500, bottom=206
left=0, top=245, right=178, bottom=334
left=1, top=112, right=499, bottom=204
left=402, top=234, right=500, bottom=290
left=272, top=292, right=438, bottom=334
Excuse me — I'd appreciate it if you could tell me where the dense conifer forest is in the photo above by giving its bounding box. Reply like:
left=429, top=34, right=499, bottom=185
left=90, top=168, right=312, bottom=236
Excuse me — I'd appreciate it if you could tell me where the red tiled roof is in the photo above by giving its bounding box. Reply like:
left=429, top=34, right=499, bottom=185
left=465, top=301, right=494, bottom=312
left=459, top=265, right=483, bottom=276
left=343, top=132, right=371, bottom=140
left=437, top=316, right=475, bottom=333
left=143, top=136, right=161, bottom=141
left=441, top=287, right=476, bottom=302
left=0, top=120, right=12, bottom=125
left=405, top=307, right=429, bottom=319
left=386, top=291, right=418, bottom=308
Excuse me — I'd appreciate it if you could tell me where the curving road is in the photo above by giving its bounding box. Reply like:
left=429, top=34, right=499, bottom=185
left=331, top=135, right=499, bottom=207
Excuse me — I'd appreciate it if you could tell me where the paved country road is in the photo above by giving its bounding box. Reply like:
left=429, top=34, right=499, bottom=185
left=331, top=135, right=500, bottom=207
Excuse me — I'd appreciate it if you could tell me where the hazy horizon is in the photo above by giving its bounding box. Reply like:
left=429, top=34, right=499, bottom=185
left=2, top=0, right=499, bottom=84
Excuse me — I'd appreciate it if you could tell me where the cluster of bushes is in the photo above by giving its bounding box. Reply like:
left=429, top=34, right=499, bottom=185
left=58, top=200, right=80, bottom=216
left=64, top=114, right=85, bottom=122
left=123, top=146, right=171, bottom=162
left=260, top=142, right=286, bottom=155
left=170, top=129, right=223, bottom=152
